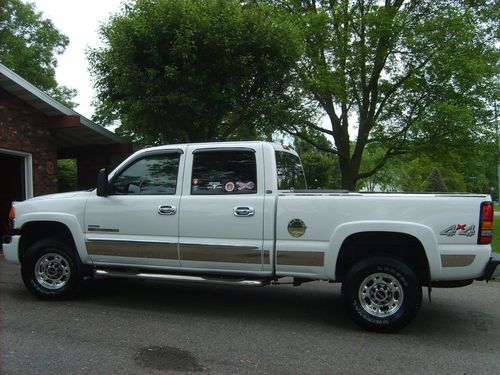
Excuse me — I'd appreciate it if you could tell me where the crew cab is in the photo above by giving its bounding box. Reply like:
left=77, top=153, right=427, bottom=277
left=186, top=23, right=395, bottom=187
left=3, top=141, right=499, bottom=332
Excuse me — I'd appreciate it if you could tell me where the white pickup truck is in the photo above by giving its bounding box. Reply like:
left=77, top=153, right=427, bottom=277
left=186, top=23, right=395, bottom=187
left=3, top=141, right=499, bottom=332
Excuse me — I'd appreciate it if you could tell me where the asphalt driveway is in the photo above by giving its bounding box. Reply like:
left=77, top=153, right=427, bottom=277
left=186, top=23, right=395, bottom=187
left=1, top=256, right=499, bottom=374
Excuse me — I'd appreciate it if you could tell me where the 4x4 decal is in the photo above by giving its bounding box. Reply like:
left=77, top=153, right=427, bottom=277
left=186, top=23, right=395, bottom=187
left=440, top=224, right=476, bottom=237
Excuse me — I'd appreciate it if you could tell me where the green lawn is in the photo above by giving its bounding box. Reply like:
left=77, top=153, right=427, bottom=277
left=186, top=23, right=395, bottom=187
left=492, top=203, right=499, bottom=253
left=492, top=218, right=500, bottom=254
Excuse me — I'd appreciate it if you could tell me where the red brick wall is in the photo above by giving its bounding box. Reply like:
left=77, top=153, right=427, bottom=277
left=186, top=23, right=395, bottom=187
left=0, top=88, right=58, bottom=196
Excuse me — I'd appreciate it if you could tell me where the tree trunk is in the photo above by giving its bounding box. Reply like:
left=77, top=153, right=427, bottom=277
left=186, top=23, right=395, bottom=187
left=330, top=113, right=362, bottom=191
left=338, top=156, right=358, bottom=191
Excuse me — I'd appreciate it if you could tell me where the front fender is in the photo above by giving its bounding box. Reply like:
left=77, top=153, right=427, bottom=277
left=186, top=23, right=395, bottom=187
left=17, top=213, right=90, bottom=264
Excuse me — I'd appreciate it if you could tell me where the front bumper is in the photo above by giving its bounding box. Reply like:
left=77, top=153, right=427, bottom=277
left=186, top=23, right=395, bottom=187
left=476, top=253, right=500, bottom=281
left=2, top=234, right=21, bottom=264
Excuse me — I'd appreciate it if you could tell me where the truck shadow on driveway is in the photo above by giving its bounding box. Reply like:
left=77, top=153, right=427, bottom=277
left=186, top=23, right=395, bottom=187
left=78, top=278, right=500, bottom=337
left=80, top=278, right=354, bottom=329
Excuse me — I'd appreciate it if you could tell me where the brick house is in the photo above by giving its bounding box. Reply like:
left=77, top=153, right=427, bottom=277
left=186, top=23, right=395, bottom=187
left=0, top=63, right=132, bottom=239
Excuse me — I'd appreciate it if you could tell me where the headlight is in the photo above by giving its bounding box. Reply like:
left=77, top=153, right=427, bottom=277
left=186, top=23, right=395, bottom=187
left=8, top=206, right=15, bottom=231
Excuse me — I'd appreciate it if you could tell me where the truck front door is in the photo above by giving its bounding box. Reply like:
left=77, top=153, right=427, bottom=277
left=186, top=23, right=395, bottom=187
left=84, top=149, right=184, bottom=267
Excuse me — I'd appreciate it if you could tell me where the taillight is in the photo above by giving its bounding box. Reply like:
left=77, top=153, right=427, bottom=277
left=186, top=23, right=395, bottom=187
left=478, top=202, right=494, bottom=244
left=8, top=206, right=15, bottom=231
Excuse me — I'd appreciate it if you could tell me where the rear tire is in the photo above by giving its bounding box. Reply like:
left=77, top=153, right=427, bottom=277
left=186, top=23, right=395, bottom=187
left=21, top=239, right=83, bottom=300
left=341, top=256, right=422, bottom=333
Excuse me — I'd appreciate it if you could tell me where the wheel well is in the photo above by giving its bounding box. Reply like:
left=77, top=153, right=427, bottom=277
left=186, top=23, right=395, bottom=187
left=19, top=221, right=77, bottom=261
left=335, top=232, right=430, bottom=284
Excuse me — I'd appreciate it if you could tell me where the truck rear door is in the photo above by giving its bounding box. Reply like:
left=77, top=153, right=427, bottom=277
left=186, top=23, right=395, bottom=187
left=178, top=145, right=266, bottom=273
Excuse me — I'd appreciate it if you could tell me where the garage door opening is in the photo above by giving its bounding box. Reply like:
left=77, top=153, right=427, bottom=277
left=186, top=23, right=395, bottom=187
left=0, top=151, right=32, bottom=241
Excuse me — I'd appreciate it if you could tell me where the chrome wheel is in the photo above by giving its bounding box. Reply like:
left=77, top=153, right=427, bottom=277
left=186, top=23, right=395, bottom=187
left=358, top=272, right=404, bottom=317
left=34, top=252, right=71, bottom=290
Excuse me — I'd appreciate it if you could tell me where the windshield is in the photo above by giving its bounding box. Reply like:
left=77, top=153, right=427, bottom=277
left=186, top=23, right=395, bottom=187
left=275, top=151, right=307, bottom=190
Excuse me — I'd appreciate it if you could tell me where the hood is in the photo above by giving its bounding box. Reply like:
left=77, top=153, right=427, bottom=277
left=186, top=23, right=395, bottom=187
left=25, top=190, right=91, bottom=202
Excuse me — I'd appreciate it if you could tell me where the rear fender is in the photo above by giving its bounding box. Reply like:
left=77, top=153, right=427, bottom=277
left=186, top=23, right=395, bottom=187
left=325, top=221, right=440, bottom=280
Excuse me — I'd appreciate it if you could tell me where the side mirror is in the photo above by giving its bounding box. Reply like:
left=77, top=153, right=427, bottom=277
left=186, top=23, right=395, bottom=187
left=127, top=183, right=140, bottom=194
left=96, top=168, right=110, bottom=197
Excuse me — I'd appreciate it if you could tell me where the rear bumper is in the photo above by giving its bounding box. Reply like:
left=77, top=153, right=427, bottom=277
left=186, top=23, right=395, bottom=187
left=476, top=253, right=500, bottom=281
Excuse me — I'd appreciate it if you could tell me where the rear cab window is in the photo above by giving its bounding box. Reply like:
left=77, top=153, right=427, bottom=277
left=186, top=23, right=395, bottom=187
left=275, top=150, right=307, bottom=191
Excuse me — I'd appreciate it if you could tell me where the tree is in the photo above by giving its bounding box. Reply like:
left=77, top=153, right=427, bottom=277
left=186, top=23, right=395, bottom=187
left=358, top=143, right=401, bottom=191
left=293, top=129, right=341, bottom=188
left=425, top=168, right=448, bottom=192
left=300, top=151, right=339, bottom=188
left=0, top=0, right=77, bottom=107
left=57, top=159, right=77, bottom=192
left=358, top=137, right=496, bottom=194
left=270, top=0, right=499, bottom=190
left=89, top=0, right=301, bottom=144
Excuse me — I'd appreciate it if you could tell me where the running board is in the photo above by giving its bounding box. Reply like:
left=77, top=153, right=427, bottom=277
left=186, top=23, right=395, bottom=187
left=94, top=269, right=267, bottom=287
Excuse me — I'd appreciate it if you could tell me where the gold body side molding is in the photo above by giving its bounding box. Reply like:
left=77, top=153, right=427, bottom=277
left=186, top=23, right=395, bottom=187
left=441, top=254, right=476, bottom=267
left=180, top=244, right=261, bottom=264
left=277, top=250, right=324, bottom=267
left=86, top=240, right=178, bottom=260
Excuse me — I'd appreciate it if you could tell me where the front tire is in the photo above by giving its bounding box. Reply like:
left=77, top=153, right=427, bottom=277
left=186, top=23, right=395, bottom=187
left=21, top=239, right=83, bottom=300
left=341, top=257, right=422, bottom=333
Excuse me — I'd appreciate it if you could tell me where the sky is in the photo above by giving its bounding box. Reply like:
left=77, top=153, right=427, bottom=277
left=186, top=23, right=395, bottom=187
left=31, top=0, right=125, bottom=119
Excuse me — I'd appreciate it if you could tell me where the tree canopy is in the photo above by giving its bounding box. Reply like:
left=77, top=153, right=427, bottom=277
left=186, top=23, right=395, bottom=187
left=271, top=0, right=499, bottom=190
left=89, top=0, right=301, bottom=144
left=424, top=168, right=448, bottom=193
left=0, top=0, right=77, bottom=107
left=293, top=130, right=341, bottom=188
left=88, top=0, right=498, bottom=193
left=357, top=133, right=497, bottom=196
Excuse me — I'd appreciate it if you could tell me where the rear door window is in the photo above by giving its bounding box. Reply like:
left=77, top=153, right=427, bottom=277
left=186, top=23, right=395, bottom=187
left=191, top=150, right=257, bottom=195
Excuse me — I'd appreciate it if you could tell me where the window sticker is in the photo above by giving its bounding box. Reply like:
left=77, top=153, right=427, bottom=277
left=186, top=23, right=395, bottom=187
left=208, top=181, right=222, bottom=190
left=225, top=182, right=235, bottom=192
left=236, top=181, right=255, bottom=191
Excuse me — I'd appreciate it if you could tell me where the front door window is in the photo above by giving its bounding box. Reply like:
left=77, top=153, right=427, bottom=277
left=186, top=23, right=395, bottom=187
left=112, top=153, right=180, bottom=195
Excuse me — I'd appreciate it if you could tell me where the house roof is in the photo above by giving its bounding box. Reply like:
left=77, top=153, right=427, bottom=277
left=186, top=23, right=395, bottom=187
left=0, top=63, right=126, bottom=147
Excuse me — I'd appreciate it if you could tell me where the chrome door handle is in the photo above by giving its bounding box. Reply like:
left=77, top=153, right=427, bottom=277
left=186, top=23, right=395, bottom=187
left=234, top=206, right=255, bottom=217
left=158, top=205, right=177, bottom=215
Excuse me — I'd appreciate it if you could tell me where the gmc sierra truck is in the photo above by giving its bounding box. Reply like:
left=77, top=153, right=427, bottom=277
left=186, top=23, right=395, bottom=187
left=3, top=141, right=499, bottom=332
